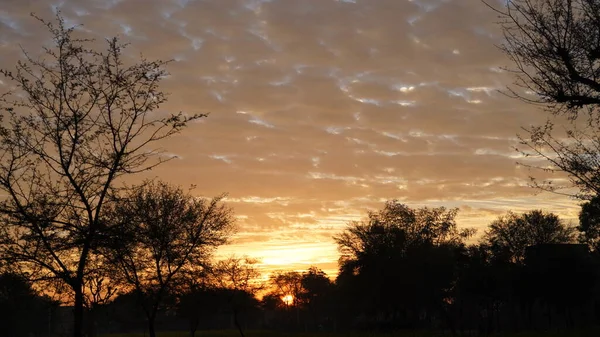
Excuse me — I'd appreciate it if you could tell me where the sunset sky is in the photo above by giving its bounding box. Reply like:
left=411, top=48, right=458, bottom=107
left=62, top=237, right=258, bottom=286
left=0, top=0, right=582, bottom=277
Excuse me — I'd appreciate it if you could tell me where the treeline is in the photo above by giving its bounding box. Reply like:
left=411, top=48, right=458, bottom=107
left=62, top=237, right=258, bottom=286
left=5, top=198, right=600, bottom=336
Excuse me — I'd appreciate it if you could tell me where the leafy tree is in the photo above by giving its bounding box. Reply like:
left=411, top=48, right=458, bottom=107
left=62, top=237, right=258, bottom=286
left=211, top=256, right=263, bottom=337
left=0, top=272, right=58, bottom=337
left=483, top=210, right=576, bottom=263
left=177, top=286, right=221, bottom=337
left=578, top=196, right=600, bottom=250
left=334, top=201, right=473, bottom=329
left=336, top=200, right=473, bottom=265
left=0, top=14, right=202, bottom=337
left=270, top=271, right=304, bottom=308
left=299, top=267, right=333, bottom=330
left=105, top=181, right=234, bottom=337
left=488, top=0, right=600, bottom=197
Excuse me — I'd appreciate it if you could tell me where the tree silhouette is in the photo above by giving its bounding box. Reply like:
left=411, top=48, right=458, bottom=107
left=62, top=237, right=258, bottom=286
left=334, top=201, right=473, bottom=329
left=483, top=210, right=576, bottom=263
left=211, top=256, right=263, bottom=337
left=0, top=14, right=202, bottom=337
left=104, top=181, right=233, bottom=337
left=488, top=0, right=600, bottom=197
left=299, top=266, right=333, bottom=330
left=578, top=196, right=600, bottom=251
left=0, top=272, right=58, bottom=337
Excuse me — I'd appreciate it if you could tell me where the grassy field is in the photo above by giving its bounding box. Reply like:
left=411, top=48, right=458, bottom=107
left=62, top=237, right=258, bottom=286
left=100, top=332, right=448, bottom=337
left=99, top=329, right=600, bottom=337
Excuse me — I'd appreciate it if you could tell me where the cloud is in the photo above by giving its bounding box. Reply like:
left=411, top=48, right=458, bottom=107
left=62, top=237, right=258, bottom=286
left=0, top=0, right=579, bottom=276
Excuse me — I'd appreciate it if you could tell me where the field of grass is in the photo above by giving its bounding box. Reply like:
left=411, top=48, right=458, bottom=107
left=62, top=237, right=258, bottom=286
left=100, top=331, right=449, bottom=337
left=99, top=329, right=600, bottom=337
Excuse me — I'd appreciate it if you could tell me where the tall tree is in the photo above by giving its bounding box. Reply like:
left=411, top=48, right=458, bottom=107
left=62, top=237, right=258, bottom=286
left=334, top=201, right=473, bottom=329
left=299, top=267, right=333, bottom=330
left=489, top=0, right=600, bottom=197
left=578, top=196, right=600, bottom=251
left=211, top=256, right=263, bottom=337
left=483, top=210, right=576, bottom=263
left=335, top=200, right=473, bottom=265
left=105, top=181, right=233, bottom=337
left=0, top=14, right=202, bottom=337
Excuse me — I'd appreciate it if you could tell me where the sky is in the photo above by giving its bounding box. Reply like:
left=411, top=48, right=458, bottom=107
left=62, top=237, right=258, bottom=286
left=0, top=0, right=583, bottom=277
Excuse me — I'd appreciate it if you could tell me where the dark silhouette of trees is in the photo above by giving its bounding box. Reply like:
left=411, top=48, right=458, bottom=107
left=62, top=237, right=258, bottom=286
left=177, top=286, right=219, bottom=337
left=0, top=272, right=58, bottom=337
left=0, top=14, right=202, bottom=337
left=488, top=0, right=600, bottom=197
left=211, top=256, right=263, bottom=337
left=483, top=210, right=576, bottom=263
left=104, top=181, right=233, bottom=337
left=299, top=267, right=333, bottom=330
left=579, top=196, right=600, bottom=251
left=334, top=201, right=474, bottom=329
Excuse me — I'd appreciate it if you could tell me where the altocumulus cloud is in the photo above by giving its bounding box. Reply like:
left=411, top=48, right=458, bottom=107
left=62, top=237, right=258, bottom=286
left=0, top=0, right=579, bottom=276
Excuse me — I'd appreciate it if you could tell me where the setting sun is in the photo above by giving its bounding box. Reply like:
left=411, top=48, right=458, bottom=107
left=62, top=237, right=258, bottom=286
left=282, top=294, right=294, bottom=306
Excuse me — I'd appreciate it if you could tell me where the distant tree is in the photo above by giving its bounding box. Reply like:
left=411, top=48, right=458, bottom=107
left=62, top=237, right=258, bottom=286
left=211, top=256, right=263, bottom=337
left=299, top=267, right=333, bottom=330
left=261, top=293, right=285, bottom=311
left=270, top=271, right=304, bottom=308
left=105, top=181, right=234, bottom=337
left=334, top=201, right=474, bottom=329
left=177, top=286, right=221, bottom=337
left=336, top=200, right=473, bottom=266
left=483, top=210, right=576, bottom=263
left=0, top=272, right=57, bottom=337
left=81, top=258, right=119, bottom=337
left=578, top=196, right=600, bottom=251
left=452, top=244, right=519, bottom=334
left=489, top=0, right=600, bottom=197
left=0, top=14, right=203, bottom=337
left=105, top=291, right=147, bottom=332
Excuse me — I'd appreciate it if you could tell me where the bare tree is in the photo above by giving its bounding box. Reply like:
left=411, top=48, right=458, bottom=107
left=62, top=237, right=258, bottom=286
left=0, top=14, right=203, bottom=337
left=487, top=0, right=600, bottom=197
left=106, top=181, right=234, bottom=337
left=82, top=257, right=119, bottom=337
left=212, top=256, right=263, bottom=337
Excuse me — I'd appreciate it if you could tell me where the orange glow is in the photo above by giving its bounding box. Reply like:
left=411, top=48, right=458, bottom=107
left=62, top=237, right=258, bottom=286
left=282, top=294, right=294, bottom=306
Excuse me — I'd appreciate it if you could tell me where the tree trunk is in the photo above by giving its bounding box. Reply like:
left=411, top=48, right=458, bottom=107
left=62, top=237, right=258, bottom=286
left=148, top=314, right=157, bottom=337
left=189, top=317, right=198, bottom=337
left=233, top=309, right=245, bottom=337
left=73, top=286, right=84, bottom=337
left=86, top=307, right=97, bottom=337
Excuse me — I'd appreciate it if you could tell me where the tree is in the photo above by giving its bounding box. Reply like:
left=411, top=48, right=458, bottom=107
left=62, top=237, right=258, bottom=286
left=334, top=201, right=474, bottom=329
left=270, top=271, right=304, bottom=308
left=268, top=271, right=304, bottom=329
left=335, top=200, right=473, bottom=265
left=483, top=210, right=576, bottom=263
left=488, top=0, right=600, bottom=197
left=105, top=181, right=233, bottom=337
left=578, top=196, right=600, bottom=250
left=0, top=14, right=203, bottom=337
left=210, top=256, right=263, bottom=337
left=0, top=272, right=58, bottom=337
left=299, top=267, right=333, bottom=330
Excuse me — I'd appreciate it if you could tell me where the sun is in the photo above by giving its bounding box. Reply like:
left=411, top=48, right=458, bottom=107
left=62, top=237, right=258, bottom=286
left=281, top=294, right=294, bottom=306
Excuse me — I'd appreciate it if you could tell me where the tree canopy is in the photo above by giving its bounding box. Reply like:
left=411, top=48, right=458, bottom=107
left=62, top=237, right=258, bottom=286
left=0, top=14, right=203, bottom=337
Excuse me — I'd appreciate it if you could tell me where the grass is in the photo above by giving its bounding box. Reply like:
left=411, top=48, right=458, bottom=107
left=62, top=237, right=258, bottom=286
left=100, top=330, right=449, bottom=337
left=100, top=329, right=600, bottom=337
